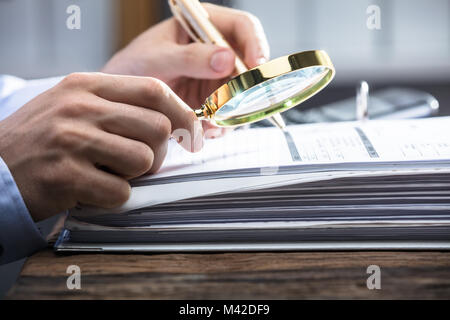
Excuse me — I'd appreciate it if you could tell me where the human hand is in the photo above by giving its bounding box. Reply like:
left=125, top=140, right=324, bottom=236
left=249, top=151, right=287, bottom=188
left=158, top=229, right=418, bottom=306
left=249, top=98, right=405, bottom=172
left=0, top=73, right=203, bottom=221
left=102, top=3, right=270, bottom=138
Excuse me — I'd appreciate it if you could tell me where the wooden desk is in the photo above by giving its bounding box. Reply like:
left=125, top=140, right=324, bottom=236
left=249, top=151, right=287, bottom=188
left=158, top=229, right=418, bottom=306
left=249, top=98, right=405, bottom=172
left=7, top=250, right=450, bottom=299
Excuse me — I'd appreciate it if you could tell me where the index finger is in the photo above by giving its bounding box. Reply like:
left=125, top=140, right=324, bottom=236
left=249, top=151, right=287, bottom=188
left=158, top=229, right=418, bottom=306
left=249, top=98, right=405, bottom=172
left=204, top=3, right=270, bottom=69
left=84, top=73, right=204, bottom=153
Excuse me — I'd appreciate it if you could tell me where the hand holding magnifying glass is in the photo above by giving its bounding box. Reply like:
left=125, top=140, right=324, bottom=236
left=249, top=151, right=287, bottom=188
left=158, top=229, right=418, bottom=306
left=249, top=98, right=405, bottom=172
left=169, top=0, right=336, bottom=129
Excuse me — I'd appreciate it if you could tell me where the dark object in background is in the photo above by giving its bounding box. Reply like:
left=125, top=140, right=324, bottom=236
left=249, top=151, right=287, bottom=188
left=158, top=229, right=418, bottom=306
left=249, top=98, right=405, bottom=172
left=254, top=84, right=449, bottom=128
left=285, top=87, right=439, bottom=124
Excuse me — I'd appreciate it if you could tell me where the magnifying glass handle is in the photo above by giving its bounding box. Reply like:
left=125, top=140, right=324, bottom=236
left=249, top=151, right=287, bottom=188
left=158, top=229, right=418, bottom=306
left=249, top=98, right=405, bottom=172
left=269, top=114, right=287, bottom=130
left=169, top=0, right=287, bottom=130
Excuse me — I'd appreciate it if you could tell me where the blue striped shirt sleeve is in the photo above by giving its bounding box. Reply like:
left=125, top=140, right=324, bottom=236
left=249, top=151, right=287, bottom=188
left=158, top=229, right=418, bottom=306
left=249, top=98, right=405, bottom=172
left=0, top=156, right=47, bottom=265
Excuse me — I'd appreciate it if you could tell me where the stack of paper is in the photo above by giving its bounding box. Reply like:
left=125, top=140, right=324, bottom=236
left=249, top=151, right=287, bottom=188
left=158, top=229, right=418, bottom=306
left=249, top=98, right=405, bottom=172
left=55, top=117, right=450, bottom=252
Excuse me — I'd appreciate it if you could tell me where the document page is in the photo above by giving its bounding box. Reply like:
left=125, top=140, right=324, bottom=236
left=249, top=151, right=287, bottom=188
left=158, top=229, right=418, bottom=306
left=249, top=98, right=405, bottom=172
left=66, top=117, right=450, bottom=251
left=75, top=117, right=450, bottom=214
left=146, top=117, right=450, bottom=180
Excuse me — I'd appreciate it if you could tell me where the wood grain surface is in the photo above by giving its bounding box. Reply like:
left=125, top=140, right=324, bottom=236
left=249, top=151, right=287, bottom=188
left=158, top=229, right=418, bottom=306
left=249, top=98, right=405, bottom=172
left=7, top=250, right=450, bottom=299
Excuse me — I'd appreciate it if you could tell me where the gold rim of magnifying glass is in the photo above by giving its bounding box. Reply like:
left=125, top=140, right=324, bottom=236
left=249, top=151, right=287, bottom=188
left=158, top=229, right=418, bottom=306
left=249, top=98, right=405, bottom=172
left=195, top=50, right=335, bottom=126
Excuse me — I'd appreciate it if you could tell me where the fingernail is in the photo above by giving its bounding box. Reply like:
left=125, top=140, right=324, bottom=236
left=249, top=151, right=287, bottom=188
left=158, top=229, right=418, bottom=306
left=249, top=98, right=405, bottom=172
left=205, top=127, right=222, bottom=140
left=210, top=50, right=234, bottom=73
left=256, top=57, right=267, bottom=66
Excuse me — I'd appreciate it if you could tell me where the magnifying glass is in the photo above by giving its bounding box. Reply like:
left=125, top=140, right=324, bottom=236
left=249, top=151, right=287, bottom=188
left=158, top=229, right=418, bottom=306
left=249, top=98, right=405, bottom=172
left=170, top=0, right=336, bottom=128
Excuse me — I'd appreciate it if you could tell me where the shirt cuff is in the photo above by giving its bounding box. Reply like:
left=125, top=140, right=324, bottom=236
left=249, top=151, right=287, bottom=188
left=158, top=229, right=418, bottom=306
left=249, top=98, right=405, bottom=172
left=0, top=156, right=47, bottom=265
left=0, top=76, right=64, bottom=122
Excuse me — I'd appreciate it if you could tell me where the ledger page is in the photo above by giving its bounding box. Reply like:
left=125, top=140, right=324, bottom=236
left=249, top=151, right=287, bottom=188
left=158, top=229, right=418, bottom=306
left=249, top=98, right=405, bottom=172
left=140, top=117, right=450, bottom=181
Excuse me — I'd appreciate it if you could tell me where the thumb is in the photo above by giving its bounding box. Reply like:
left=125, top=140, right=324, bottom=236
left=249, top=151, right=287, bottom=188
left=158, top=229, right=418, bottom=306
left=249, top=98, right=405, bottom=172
left=173, top=43, right=236, bottom=79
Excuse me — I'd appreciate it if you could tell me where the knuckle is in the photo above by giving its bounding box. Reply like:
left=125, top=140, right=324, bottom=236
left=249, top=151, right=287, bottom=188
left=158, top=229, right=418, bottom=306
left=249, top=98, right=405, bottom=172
left=61, top=72, right=93, bottom=88
left=50, top=122, right=78, bottom=147
left=181, top=46, right=195, bottom=66
left=104, top=181, right=131, bottom=208
left=148, top=147, right=168, bottom=175
left=112, top=182, right=132, bottom=207
left=135, top=143, right=154, bottom=174
left=58, top=161, right=79, bottom=191
left=58, top=98, right=95, bottom=118
left=41, top=156, right=78, bottom=195
left=145, top=77, right=170, bottom=100
left=238, top=11, right=267, bottom=41
left=50, top=123, right=69, bottom=146
left=239, top=11, right=260, bottom=27
left=154, top=113, right=172, bottom=140
left=202, top=2, right=213, bottom=10
left=75, top=101, right=96, bottom=116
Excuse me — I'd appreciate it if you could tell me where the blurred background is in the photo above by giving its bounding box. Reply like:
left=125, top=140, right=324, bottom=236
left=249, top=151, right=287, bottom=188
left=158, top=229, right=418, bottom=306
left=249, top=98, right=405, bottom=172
left=0, top=0, right=450, bottom=297
left=0, top=0, right=449, bottom=82
left=0, top=0, right=449, bottom=113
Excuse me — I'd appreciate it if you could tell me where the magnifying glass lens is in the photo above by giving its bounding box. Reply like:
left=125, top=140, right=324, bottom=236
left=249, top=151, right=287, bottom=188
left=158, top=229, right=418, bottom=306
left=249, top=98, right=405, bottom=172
left=214, top=66, right=330, bottom=126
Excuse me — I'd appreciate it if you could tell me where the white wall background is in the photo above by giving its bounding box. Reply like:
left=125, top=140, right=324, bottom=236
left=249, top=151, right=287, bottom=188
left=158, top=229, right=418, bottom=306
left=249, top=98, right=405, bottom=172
left=0, top=0, right=119, bottom=79
left=0, top=0, right=449, bottom=82
left=232, top=0, right=450, bottom=84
